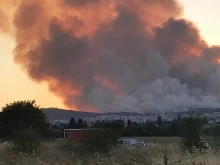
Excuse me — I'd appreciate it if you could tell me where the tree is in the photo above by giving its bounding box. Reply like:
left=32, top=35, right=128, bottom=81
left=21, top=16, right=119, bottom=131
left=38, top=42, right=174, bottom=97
left=0, top=100, right=49, bottom=139
left=157, top=115, right=163, bottom=127
left=77, top=118, right=84, bottom=128
left=127, top=119, right=131, bottom=127
left=179, top=116, right=209, bottom=152
left=68, top=117, right=76, bottom=129
left=92, top=120, right=124, bottom=130
left=11, top=127, right=42, bottom=154
left=83, top=121, right=88, bottom=128
left=85, top=128, right=120, bottom=153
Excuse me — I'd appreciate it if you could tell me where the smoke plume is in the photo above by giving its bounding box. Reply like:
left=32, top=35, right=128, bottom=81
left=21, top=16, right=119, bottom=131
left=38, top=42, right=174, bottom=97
left=2, top=0, right=220, bottom=113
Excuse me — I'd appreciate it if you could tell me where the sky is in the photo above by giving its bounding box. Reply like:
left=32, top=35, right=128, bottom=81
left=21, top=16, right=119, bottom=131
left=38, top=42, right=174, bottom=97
left=0, top=34, right=65, bottom=109
left=0, top=0, right=219, bottom=110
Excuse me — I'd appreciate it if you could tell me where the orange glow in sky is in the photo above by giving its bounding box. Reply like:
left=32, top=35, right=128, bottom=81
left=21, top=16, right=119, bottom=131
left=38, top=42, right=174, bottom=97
left=0, top=34, right=66, bottom=109
left=216, top=58, right=220, bottom=64
left=0, top=0, right=220, bottom=109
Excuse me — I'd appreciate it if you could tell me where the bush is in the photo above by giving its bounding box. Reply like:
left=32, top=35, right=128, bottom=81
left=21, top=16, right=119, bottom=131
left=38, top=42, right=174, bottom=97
left=0, top=100, right=50, bottom=140
left=11, top=127, right=42, bottom=154
left=179, top=116, right=209, bottom=153
left=84, top=128, right=120, bottom=153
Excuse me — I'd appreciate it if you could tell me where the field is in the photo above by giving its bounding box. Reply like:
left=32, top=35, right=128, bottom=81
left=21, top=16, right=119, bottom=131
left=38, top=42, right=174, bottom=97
left=0, top=137, right=220, bottom=165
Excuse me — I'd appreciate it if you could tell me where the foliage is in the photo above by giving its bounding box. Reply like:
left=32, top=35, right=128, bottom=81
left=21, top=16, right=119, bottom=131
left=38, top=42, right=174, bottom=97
left=49, top=128, right=64, bottom=138
left=89, top=116, right=209, bottom=140
left=68, top=117, right=76, bottom=129
left=157, top=115, right=163, bottom=127
left=92, top=120, right=124, bottom=130
left=206, top=136, right=220, bottom=151
left=77, top=118, right=84, bottom=128
left=83, top=121, right=88, bottom=128
left=204, top=125, right=220, bottom=136
left=84, top=128, right=120, bottom=153
left=11, top=127, right=42, bottom=154
left=67, top=117, right=88, bottom=129
left=127, top=119, right=131, bottom=127
left=1, top=137, right=220, bottom=165
left=179, top=116, right=209, bottom=152
left=0, top=100, right=50, bottom=139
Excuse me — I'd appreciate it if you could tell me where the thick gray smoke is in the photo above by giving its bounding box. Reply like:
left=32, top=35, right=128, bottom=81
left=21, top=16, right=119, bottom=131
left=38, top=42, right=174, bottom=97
left=1, top=0, right=220, bottom=113
left=89, top=51, right=220, bottom=113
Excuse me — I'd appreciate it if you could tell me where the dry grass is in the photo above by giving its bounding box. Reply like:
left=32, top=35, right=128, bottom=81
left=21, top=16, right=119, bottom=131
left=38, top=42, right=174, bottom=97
left=0, top=138, right=220, bottom=165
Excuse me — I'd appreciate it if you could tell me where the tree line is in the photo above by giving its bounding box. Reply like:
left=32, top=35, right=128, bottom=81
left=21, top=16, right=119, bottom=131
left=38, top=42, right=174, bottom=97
left=0, top=100, right=218, bottom=140
left=64, top=115, right=207, bottom=137
left=0, top=100, right=218, bottom=153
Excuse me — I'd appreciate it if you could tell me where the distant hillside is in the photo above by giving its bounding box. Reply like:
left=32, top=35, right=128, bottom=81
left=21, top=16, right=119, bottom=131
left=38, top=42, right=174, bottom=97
left=165, top=107, right=220, bottom=115
left=43, top=107, right=220, bottom=121
left=42, top=108, right=101, bottom=121
left=43, top=108, right=141, bottom=121
left=181, top=107, right=220, bottom=114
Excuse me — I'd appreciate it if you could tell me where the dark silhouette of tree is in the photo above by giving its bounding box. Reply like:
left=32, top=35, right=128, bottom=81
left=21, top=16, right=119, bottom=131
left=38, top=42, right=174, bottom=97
left=179, top=116, right=208, bottom=152
left=85, top=128, right=120, bottom=153
left=127, top=119, right=131, bottom=127
left=68, top=117, right=76, bottom=129
left=83, top=121, right=88, bottom=128
left=77, top=118, right=84, bottom=128
left=0, top=100, right=49, bottom=139
left=157, top=115, right=163, bottom=127
left=177, top=115, right=182, bottom=121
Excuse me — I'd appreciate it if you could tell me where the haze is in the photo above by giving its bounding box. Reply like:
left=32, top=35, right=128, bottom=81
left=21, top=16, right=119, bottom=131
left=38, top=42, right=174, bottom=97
left=0, top=0, right=220, bottom=112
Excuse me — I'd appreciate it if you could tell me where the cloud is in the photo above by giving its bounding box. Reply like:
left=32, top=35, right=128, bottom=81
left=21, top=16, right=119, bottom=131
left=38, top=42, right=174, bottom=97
left=63, top=0, right=100, bottom=7
left=1, top=0, right=220, bottom=113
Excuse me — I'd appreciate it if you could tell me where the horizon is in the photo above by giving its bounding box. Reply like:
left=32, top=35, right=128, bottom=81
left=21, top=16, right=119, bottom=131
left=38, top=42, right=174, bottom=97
left=44, top=106, right=220, bottom=115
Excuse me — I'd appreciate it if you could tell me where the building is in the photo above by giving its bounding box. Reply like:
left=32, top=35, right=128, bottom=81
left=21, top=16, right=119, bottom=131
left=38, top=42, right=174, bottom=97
left=64, top=129, right=97, bottom=141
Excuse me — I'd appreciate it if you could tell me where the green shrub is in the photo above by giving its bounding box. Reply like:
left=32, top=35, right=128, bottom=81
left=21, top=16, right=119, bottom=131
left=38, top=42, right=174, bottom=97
left=11, top=127, right=42, bottom=154
left=84, top=128, right=120, bottom=153
left=0, top=100, right=50, bottom=140
left=183, top=136, right=211, bottom=154
left=179, top=116, right=209, bottom=153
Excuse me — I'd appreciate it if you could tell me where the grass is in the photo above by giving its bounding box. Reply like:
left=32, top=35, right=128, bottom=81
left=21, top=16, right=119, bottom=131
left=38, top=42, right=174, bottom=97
left=0, top=137, right=220, bottom=165
left=124, top=136, right=182, bottom=144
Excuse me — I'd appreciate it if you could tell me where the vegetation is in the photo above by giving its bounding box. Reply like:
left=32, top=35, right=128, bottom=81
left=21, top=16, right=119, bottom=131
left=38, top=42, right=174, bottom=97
left=67, top=117, right=88, bottom=129
left=58, top=114, right=218, bottom=153
left=0, top=100, right=51, bottom=154
left=179, top=116, right=209, bottom=152
left=81, top=115, right=182, bottom=137
left=0, top=138, right=220, bottom=165
left=1, top=100, right=220, bottom=164
left=84, top=128, right=120, bottom=153
left=11, top=127, right=42, bottom=154
left=0, top=100, right=50, bottom=140
left=204, top=125, right=220, bottom=136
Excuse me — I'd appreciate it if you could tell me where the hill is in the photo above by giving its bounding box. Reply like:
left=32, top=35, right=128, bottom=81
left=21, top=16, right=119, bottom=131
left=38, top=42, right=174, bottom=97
left=42, top=108, right=100, bottom=121
left=43, top=107, right=220, bottom=121
left=43, top=108, right=141, bottom=121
